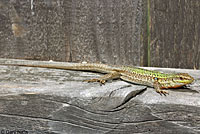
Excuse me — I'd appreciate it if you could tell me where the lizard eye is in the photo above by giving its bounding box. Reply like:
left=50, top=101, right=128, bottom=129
left=154, top=77, right=158, bottom=81
left=180, top=77, right=184, bottom=80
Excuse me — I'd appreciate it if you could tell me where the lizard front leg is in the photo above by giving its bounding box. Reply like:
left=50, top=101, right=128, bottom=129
left=84, top=72, right=121, bottom=84
left=153, top=81, right=169, bottom=96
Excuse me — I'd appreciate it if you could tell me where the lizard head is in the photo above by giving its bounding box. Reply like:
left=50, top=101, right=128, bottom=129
left=172, top=73, right=194, bottom=87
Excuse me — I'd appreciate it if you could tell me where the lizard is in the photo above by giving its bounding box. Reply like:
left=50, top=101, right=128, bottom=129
left=0, top=59, right=194, bottom=95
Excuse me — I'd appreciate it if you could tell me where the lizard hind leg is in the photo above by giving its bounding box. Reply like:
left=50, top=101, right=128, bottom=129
left=83, top=72, right=121, bottom=85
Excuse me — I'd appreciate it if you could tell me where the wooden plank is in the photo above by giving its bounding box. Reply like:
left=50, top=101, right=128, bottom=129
left=0, top=0, right=199, bottom=68
left=70, top=0, right=143, bottom=66
left=150, top=0, right=200, bottom=69
left=0, top=58, right=199, bottom=133
left=0, top=0, right=143, bottom=66
left=0, top=0, right=67, bottom=61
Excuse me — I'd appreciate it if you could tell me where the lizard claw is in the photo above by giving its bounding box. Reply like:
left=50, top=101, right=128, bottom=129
left=156, top=90, right=169, bottom=96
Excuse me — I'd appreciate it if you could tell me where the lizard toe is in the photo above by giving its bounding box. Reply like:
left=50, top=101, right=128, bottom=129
left=157, top=90, right=169, bottom=96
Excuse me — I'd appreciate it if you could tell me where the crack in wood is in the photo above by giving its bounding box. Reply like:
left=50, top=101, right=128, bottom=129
left=39, top=97, right=109, bottom=115
left=108, top=85, right=133, bottom=98
left=104, top=87, right=147, bottom=112
left=0, top=113, right=121, bottom=131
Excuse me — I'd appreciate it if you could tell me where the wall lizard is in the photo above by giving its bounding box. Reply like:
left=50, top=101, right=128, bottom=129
left=0, top=59, right=194, bottom=95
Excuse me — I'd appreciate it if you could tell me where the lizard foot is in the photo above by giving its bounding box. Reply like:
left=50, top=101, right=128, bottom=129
left=156, top=89, right=169, bottom=96
left=154, top=81, right=169, bottom=96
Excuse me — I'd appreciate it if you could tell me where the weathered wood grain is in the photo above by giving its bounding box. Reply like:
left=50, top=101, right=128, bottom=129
left=0, top=0, right=143, bottom=66
left=0, top=0, right=67, bottom=61
left=0, top=0, right=199, bottom=68
left=150, top=0, right=200, bottom=69
left=0, top=59, right=199, bottom=133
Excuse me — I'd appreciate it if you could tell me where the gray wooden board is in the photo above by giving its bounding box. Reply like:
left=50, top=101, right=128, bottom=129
left=0, top=59, right=200, bottom=134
